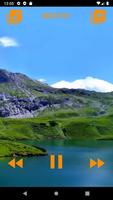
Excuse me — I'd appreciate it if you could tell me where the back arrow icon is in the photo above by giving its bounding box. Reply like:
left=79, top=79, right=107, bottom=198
left=23, top=191, right=27, bottom=196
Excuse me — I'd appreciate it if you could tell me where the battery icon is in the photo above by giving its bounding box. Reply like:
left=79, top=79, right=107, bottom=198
left=106, top=1, right=109, bottom=5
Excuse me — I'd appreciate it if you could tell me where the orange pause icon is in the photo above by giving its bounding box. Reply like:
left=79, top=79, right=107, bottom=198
left=50, top=154, right=63, bottom=169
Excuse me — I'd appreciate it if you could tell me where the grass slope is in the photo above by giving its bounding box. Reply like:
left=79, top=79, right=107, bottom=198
left=0, top=140, right=47, bottom=157
left=1, top=109, right=113, bottom=156
left=0, top=110, right=113, bottom=141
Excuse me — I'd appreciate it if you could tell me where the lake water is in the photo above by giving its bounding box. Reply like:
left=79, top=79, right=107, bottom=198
left=0, top=140, right=113, bottom=187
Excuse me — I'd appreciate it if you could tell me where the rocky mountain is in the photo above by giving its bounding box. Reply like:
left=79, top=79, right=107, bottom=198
left=0, top=69, right=113, bottom=118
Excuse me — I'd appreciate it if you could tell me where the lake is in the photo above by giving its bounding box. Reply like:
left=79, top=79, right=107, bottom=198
left=0, top=140, right=113, bottom=187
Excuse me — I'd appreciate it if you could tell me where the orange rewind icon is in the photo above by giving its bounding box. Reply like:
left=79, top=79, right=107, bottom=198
left=8, top=158, right=24, bottom=168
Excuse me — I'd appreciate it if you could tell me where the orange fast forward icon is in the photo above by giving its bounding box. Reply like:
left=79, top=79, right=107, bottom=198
left=90, top=159, right=104, bottom=168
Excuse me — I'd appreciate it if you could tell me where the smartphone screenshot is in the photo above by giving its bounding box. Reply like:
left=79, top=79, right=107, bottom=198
left=0, top=0, right=112, bottom=199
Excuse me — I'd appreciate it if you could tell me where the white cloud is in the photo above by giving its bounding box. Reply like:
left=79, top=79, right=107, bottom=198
left=0, top=37, right=19, bottom=47
left=38, top=78, right=46, bottom=83
left=51, top=77, right=113, bottom=93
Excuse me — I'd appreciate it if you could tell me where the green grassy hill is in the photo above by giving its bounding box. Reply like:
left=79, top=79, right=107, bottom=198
left=1, top=110, right=113, bottom=143
left=0, top=140, right=47, bottom=157
left=1, top=106, right=113, bottom=156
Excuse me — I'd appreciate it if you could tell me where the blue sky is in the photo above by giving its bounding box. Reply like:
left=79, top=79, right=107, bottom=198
left=0, top=7, right=113, bottom=86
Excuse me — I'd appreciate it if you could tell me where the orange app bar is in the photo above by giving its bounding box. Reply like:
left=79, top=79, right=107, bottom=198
left=58, top=154, right=63, bottom=169
left=50, top=154, right=55, bottom=169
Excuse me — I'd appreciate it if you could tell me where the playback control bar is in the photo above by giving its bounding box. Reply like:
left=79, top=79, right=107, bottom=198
left=0, top=0, right=113, bottom=7
left=0, top=187, right=113, bottom=200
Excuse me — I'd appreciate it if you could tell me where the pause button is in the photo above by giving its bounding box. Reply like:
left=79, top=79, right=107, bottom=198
left=50, top=154, right=63, bottom=169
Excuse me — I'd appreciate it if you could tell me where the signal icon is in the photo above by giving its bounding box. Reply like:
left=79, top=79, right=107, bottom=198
left=96, top=1, right=101, bottom=5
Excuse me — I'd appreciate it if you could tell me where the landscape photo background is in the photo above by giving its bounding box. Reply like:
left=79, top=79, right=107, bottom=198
left=0, top=7, right=113, bottom=187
